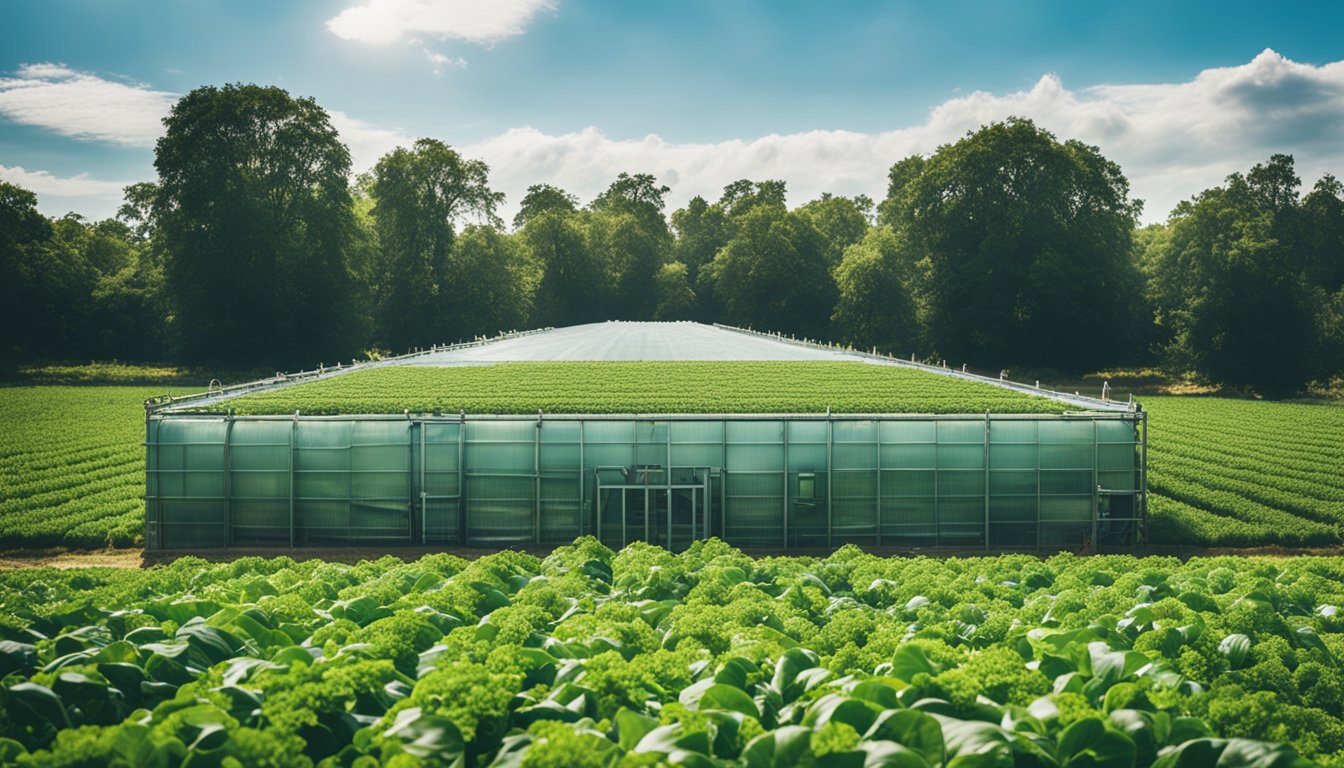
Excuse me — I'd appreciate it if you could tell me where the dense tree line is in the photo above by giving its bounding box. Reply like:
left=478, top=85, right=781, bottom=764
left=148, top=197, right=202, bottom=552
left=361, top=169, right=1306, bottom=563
left=1, top=85, right=1340, bottom=394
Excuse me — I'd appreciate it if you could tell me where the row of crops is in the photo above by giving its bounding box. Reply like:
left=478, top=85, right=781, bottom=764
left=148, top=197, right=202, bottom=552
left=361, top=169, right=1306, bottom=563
left=1144, top=397, right=1344, bottom=547
left=0, top=386, right=200, bottom=549
left=211, top=362, right=1070, bottom=416
left=2, top=540, right=1339, bottom=766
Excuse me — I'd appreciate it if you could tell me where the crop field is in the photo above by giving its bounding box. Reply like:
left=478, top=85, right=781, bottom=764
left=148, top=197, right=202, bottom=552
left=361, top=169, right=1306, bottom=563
left=0, top=386, right=198, bottom=550
left=1144, top=397, right=1344, bottom=548
left=216, top=362, right=1069, bottom=415
left=1, top=540, right=1338, bottom=766
left=2, top=376, right=1343, bottom=552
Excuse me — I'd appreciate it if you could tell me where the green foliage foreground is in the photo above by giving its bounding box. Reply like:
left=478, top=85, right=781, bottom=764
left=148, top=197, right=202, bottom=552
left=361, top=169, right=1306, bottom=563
left=3, top=540, right=1342, bottom=766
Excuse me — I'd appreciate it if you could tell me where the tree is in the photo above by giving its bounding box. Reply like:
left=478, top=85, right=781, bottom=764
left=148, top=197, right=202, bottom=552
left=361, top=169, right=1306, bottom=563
left=653, top=262, right=697, bottom=320
left=154, top=83, right=367, bottom=366
left=876, top=155, right=926, bottom=229
left=524, top=211, right=611, bottom=327
left=670, top=195, right=726, bottom=286
left=797, top=193, right=872, bottom=269
left=1299, top=175, right=1344, bottom=294
left=832, top=228, right=919, bottom=354
left=514, top=184, right=579, bottom=230
left=586, top=211, right=665, bottom=319
left=895, top=118, right=1145, bottom=371
left=702, top=205, right=835, bottom=337
left=590, top=172, right=671, bottom=238
left=1149, top=160, right=1323, bottom=395
left=447, top=225, right=534, bottom=338
left=368, top=138, right=504, bottom=350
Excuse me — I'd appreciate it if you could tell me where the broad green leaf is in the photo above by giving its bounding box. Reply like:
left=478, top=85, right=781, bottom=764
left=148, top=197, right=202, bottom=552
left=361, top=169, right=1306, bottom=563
left=1057, top=717, right=1137, bottom=768
left=615, top=707, right=658, bottom=751
left=1218, top=634, right=1251, bottom=670
left=3, top=682, right=71, bottom=730
left=741, top=725, right=815, bottom=768
left=381, top=706, right=465, bottom=761
left=891, top=643, right=939, bottom=683
left=864, top=709, right=944, bottom=764
left=698, top=683, right=761, bottom=720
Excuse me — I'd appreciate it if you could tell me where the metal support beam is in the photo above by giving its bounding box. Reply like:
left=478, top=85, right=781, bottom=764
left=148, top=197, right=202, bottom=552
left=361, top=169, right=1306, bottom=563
left=874, top=421, right=882, bottom=546
left=534, top=411, right=542, bottom=545
left=984, top=412, right=991, bottom=550
left=783, top=422, right=791, bottom=550
left=578, top=421, right=586, bottom=536
left=223, top=416, right=234, bottom=547
left=817, top=416, right=827, bottom=548
left=1139, top=409, right=1149, bottom=544
left=289, top=413, right=297, bottom=549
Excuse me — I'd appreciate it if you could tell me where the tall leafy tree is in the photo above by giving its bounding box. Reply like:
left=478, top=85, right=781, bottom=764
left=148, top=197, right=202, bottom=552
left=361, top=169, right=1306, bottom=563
left=154, top=84, right=366, bottom=366
left=797, top=193, right=872, bottom=269
left=514, top=184, right=579, bottom=230
left=368, top=138, right=504, bottom=350
left=524, top=211, right=611, bottom=327
left=447, top=225, right=535, bottom=338
left=832, top=228, right=919, bottom=354
left=895, top=118, right=1145, bottom=371
left=702, top=204, right=835, bottom=337
left=1149, top=157, right=1325, bottom=395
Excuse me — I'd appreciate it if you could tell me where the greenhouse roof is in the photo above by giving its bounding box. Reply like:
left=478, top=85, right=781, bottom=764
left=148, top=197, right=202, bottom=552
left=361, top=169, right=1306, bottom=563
left=405, top=321, right=867, bottom=363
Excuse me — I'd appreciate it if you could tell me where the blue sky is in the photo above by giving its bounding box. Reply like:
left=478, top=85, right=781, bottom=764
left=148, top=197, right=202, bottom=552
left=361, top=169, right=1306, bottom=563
left=2, top=1, right=1343, bottom=223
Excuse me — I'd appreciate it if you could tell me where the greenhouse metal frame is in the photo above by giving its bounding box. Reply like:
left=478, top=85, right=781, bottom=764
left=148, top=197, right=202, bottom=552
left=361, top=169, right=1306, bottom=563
left=145, top=410, right=1147, bottom=551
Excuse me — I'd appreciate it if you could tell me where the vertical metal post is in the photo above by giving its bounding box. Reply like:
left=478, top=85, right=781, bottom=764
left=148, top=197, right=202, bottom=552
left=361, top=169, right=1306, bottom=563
left=933, top=423, right=940, bottom=548
left=534, top=412, right=542, bottom=544
left=419, top=420, right=426, bottom=545
left=223, top=417, right=234, bottom=547
left=644, top=487, right=650, bottom=543
left=720, top=420, right=728, bottom=542
left=984, top=412, right=991, bottom=551
left=1036, top=420, right=1042, bottom=550
left=667, top=422, right=673, bottom=550
left=596, top=471, right=603, bottom=544
left=825, top=414, right=833, bottom=549
left=1091, top=419, right=1100, bottom=550
left=875, top=420, right=882, bottom=546
left=458, top=414, right=466, bottom=544
left=691, top=477, right=698, bottom=541
left=783, top=421, right=791, bottom=550
left=578, top=420, right=586, bottom=537
left=289, top=413, right=297, bottom=549
left=621, top=487, right=627, bottom=547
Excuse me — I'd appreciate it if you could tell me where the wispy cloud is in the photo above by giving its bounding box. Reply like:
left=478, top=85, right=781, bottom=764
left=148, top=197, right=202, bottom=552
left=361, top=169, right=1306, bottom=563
left=465, top=49, right=1344, bottom=224
left=0, top=164, right=131, bottom=198
left=0, top=63, right=176, bottom=146
left=6, top=50, right=1344, bottom=225
left=326, top=0, right=555, bottom=45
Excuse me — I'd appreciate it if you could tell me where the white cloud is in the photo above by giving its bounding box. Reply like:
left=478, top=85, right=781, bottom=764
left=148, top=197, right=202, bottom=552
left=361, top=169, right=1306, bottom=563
left=7, top=50, right=1344, bottom=225
left=327, top=0, right=554, bottom=45
left=461, top=49, right=1344, bottom=225
left=0, top=165, right=131, bottom=197
left=0, top=63, right=177, bottom=146
left=327, top=111, right=411, bottom=171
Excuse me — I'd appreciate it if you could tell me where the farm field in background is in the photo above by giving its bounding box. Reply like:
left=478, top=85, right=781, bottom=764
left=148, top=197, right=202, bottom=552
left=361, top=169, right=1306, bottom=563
left=2, top=375, right=1342, bottom=551
left=0, top=385, right=201, bottom=549
left=1, top=541, right=1339, bottom=765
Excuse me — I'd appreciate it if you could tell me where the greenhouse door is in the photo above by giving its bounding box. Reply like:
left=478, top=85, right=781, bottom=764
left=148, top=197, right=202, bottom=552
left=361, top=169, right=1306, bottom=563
left=595, top=468, right=710, bottom=552
left=1096, top=489, right=1141, bottom=545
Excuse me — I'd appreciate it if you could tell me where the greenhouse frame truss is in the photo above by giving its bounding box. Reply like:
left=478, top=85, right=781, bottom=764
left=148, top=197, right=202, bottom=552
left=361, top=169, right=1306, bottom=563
left=145, top=410, right=1148, bottom=552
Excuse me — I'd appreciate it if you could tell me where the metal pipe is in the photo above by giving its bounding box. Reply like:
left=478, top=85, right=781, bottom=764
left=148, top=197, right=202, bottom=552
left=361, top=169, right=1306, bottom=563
left=223, top=416, right=234, bottom=547
left=289, top=414, right=297, bottom=549
left=783, top=421, right=790, bottom=550
left=825, top=413, right=833, bottom=549
left=984, top=412, right=991, bottom=550
left=534, top=411, right=542, bottom=544
left=1140, top=408, right=1149, bottom=544
left=419, top=420, right=426, bottom=545
left=875, top=420, right=882, bottom=546
left=458, top=413, right=466, bottom=544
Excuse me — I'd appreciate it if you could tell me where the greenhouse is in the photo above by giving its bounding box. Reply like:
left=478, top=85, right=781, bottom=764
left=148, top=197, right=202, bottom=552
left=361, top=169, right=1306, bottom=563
left=145, top=322, right=1147, bottom=551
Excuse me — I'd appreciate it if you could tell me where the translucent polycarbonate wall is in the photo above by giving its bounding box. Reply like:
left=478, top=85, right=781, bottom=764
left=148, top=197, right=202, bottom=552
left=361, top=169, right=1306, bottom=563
left=146, top=413, right=1145, bottom=550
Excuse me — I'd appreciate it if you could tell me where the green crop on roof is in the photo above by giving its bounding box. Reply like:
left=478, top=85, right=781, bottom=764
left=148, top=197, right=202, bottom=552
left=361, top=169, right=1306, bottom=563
left=216, top=361, right=1069, bottom=415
